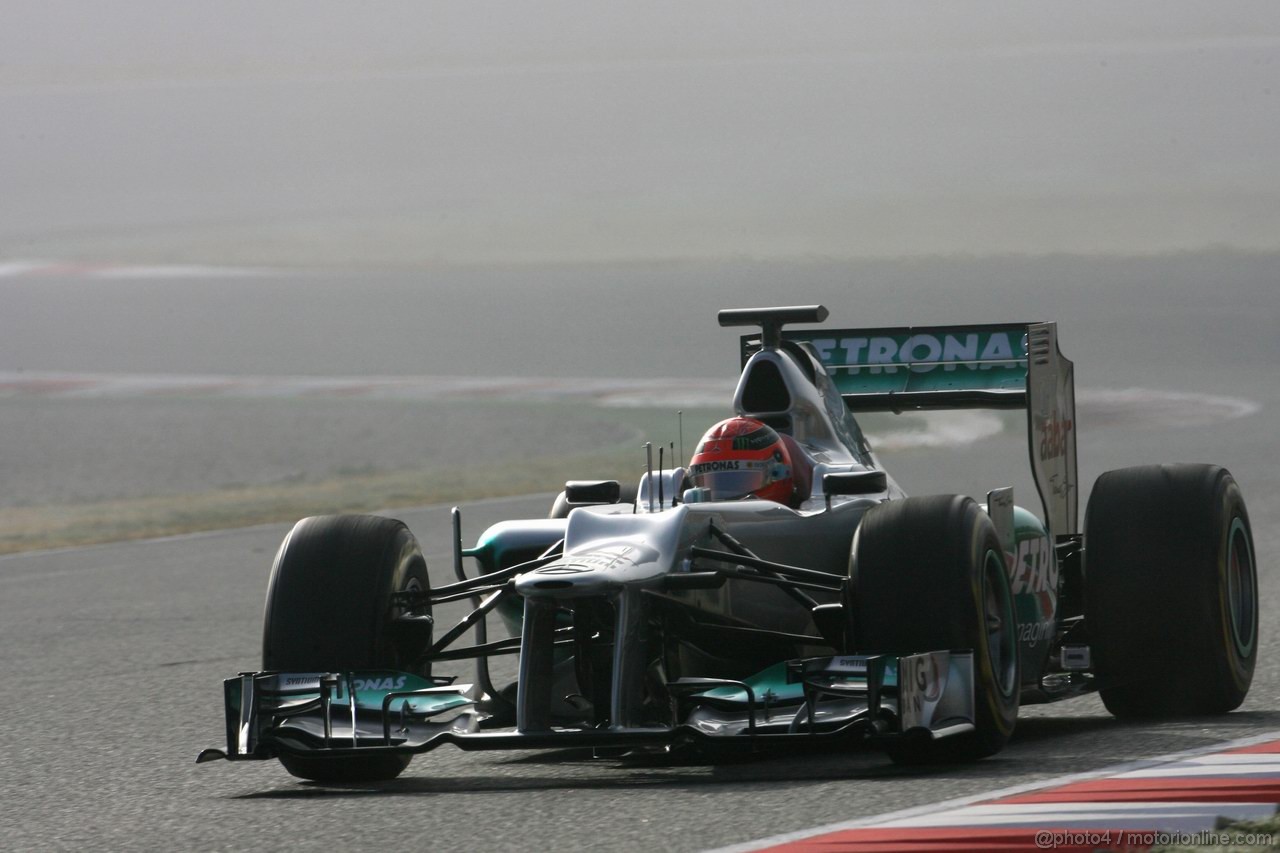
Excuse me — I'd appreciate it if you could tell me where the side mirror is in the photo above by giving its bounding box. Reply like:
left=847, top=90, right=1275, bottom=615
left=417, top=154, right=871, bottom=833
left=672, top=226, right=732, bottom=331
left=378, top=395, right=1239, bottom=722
left=822, top=471, right=887, bottom=504
left=564, top=480, right=622, bottom=504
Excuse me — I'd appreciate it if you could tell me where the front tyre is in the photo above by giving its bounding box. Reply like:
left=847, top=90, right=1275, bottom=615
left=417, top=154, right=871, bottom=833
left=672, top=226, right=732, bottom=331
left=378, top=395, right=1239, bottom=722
left=850, top=495, right=1019, bottom=763
left=263, top=515, right=432, bottom=782
left=1085, top=464, right=1257, bottom=718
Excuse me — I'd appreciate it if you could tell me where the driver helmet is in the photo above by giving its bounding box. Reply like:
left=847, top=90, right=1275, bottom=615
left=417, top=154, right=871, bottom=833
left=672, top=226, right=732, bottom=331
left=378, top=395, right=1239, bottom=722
left=687, top=417, right=794, bottom=503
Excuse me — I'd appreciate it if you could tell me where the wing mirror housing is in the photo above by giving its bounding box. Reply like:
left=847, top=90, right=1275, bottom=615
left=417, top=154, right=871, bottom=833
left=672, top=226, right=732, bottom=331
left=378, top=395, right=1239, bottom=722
left=822, top=472, right=887, bottom=509
left=564, top=480, right=622, bottom=504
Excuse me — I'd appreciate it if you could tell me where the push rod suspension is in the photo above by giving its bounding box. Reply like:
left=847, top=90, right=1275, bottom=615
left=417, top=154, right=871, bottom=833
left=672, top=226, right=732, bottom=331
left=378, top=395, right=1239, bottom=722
left=431, top=552, right=560, bottom=599
left=690, top=547, right=843, bottom=590
left=428, top=636, right=575, bottom=663
left=431, top=584, right=507, bottom=605
left=423, top=586, right=510, bottom=661
left=688, top=562, right=845, bottom=595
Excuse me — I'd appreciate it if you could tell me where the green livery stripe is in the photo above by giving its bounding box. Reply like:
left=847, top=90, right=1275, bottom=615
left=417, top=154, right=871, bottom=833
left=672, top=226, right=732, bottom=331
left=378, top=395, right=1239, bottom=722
left=697, top=659, right=902, bottom=705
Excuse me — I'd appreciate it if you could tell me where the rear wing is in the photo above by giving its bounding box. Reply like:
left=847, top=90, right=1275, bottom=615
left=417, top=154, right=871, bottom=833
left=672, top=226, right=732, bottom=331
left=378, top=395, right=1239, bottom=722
left=738, top=321, right=1077, bottom=537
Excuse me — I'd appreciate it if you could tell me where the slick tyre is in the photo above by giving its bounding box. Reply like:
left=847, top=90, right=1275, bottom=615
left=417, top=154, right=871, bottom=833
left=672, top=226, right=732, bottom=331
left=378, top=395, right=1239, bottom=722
left=262, top=515, right=433, bottom=782
left=1085, top=464, right=1257, bottom=718
left=850, top=495, right=1019, bottom=763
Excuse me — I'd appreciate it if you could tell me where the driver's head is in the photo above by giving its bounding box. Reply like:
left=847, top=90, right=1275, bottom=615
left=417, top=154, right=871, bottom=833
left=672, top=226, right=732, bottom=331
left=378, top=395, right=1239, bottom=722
left=687, top=417, right=794, bottom=503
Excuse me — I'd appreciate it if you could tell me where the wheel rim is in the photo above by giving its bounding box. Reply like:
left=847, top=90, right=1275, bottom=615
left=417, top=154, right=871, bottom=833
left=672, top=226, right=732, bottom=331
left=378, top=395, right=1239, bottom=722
left=401, top=577, right=424, bottom=616
left=1226, top=517, right=1257, bottom=658
left=390, top=576, right=425, bottom=669
left=982, top=548, right=1018, bottom=696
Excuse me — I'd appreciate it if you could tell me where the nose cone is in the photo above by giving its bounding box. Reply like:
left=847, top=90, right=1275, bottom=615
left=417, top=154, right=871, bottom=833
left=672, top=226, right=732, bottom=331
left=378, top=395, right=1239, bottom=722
left=514, top=506, right=691, bottom=599
left=515, top=542, right=664, bottom=598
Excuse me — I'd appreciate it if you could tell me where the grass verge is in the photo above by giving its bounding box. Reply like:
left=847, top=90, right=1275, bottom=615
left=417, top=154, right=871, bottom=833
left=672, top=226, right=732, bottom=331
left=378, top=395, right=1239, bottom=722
left=0, top=448, right=656, bottom=555
left=0, top=404, right=723, bottom=555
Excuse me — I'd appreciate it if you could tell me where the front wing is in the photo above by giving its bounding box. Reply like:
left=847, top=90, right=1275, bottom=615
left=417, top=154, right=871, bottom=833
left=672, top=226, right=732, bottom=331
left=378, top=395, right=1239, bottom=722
left=198, top=651, right=976, bottom=765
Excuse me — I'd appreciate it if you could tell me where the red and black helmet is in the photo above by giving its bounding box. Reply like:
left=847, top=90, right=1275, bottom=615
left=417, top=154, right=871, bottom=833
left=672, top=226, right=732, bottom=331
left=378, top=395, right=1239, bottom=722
left=687, top=417, right=794, bottom=503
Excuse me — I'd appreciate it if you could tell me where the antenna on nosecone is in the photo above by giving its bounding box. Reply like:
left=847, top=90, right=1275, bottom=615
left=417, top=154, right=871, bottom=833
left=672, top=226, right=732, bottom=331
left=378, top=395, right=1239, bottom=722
left=670, top=442, right=677, bottom=507
left=678, top=410, right=684, bottom=466
left=657, top=445, right=664, bottom=508
left=644, top=442, right=655, bottom=513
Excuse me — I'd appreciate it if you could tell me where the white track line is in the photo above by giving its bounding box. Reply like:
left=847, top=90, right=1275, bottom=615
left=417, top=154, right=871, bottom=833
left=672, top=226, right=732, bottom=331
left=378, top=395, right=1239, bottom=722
left=0, top=259, right=280, bottom=279
left=0, top=372, right=1259, bottom=436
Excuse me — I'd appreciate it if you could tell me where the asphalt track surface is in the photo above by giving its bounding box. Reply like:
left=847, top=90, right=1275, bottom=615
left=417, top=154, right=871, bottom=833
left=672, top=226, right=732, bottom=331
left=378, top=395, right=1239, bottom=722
left=2, top=472, right=1277, bottom=852
left=2, top=259, right=1277, bottom=851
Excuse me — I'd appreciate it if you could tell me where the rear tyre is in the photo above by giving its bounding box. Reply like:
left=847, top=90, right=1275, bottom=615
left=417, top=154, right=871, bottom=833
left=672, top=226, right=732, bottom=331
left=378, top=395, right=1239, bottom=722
left=262, top=514, right=432, bottom=782
left=850, top=495, right=1019, bottom=763
left=1085, top=464, right=1257, bottom=718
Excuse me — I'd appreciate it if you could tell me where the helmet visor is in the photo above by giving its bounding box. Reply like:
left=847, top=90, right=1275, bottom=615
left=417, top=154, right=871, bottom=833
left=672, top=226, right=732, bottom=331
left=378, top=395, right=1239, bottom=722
left=689, top=467, right=772, bottom=501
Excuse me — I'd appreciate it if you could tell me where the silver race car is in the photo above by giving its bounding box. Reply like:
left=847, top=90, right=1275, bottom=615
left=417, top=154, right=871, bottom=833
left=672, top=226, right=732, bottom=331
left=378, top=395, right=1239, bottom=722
left=199, top=305, right=1258, bottom=781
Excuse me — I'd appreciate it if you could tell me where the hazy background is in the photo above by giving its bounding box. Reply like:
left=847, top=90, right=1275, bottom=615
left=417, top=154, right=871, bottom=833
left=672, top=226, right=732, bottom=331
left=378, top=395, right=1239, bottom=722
left=3, top=8, right=1280, bottom=849
left=1, top=2, right=1277, bottom=550
left=3, top=1, right=1278, bottom=265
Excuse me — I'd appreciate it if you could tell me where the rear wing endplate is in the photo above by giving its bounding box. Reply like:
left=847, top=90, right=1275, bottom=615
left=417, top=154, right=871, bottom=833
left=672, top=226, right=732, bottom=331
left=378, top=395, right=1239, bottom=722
left=739, top=322, right=1077, bottom=537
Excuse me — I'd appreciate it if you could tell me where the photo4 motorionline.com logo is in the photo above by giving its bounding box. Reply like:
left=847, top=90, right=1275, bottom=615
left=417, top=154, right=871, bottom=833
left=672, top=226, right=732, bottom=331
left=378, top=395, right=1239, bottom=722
left=1034, top=829, right=1275, bottom=849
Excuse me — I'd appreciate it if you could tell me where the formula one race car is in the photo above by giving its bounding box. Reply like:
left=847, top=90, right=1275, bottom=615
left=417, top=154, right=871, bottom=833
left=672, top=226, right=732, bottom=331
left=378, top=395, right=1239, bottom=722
left=199, top=305, right=1258, bottom=782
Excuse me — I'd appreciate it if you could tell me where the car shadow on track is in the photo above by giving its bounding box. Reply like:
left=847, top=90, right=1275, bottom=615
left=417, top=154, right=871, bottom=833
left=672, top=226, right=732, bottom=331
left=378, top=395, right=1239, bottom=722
left=233, top=710, right=1280, bottom=800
